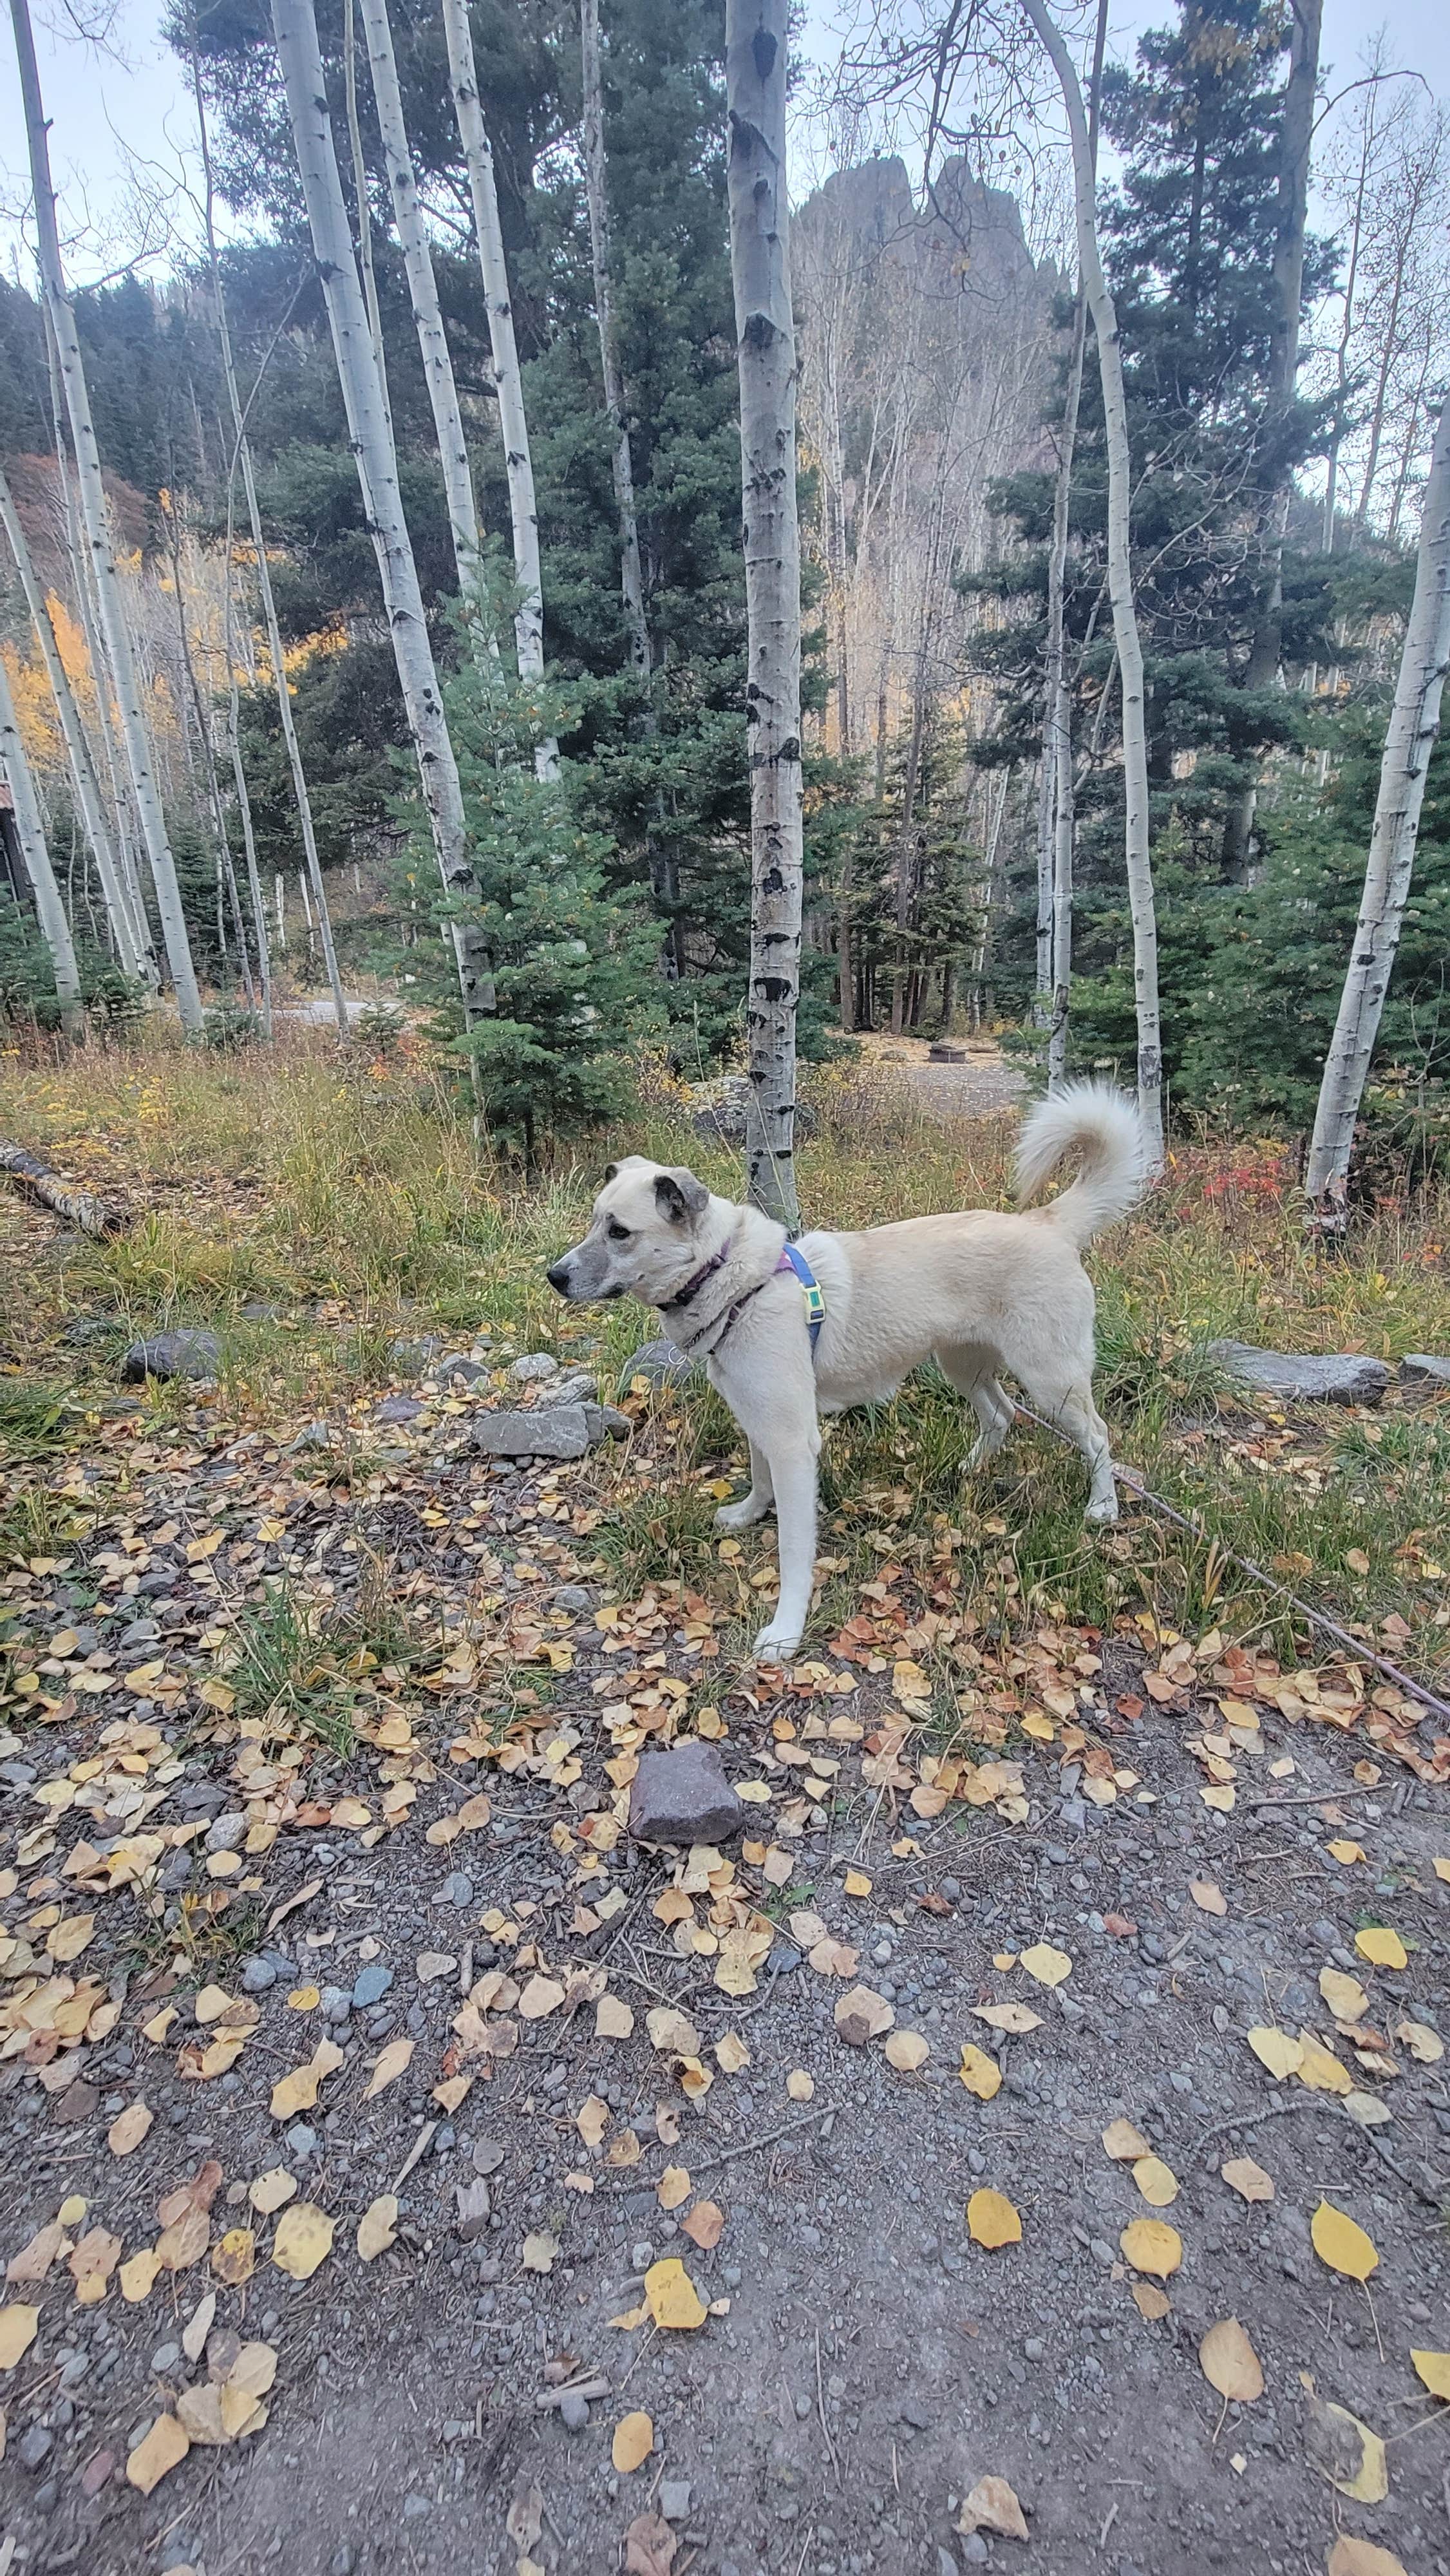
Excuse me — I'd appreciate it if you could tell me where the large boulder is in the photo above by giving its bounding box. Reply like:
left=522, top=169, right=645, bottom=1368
left=1209, top=1340, right=1390, bottom=1407
left=120, top=1329, right=222, bottom=1384
left=472, top=1403, right=629, bottom=1461
left=1400, top=1353, right=1450, bottom=1390
left=628, top=1744, right=746, bottom=1845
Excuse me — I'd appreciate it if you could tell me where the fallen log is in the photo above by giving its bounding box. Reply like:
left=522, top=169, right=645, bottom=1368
left=0, top=1140, right=128, bottom=1238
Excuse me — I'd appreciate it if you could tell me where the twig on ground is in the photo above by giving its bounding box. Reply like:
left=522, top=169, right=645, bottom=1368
left=391, top=2118, right=438, bottom=2190
left=815, top=2325, right=841, bottom=2485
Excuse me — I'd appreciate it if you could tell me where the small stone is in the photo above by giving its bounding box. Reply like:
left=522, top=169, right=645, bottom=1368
left=19, top=2425, right=54, bottom=2470
left=402, top=2494, right=431, bottom=2522
left=659, top=2479, right=693, bottom=2520
left=534, top=1370, right=598, bottom=1408
left=352, top=1962, right=393, bottom=2009
left=242, top=1955, right=278, bottom=1994
left=455, top=2178, right=491, bottom=2242
left=619, top=1338, right=693, bottom=1390
left=203, top=1811, right=245, bottom=1855
left=552, top=1584, right=593, bottom=1612
left=442, top=1872, right=474, bottom=1908
left=435, top=1354, right=488, bottom=1385
left=559, top=2391, right=590, bottom=2434
left=120, top=1329, right=221, bottom=1383
left=631, top=2240, right=655, bottom=2271
left=961, top=2537, right=990, bottom=2566
left=388, top=1333, right=444, bottom=1372
left=151, top=2340, right=182, bottom=2372
left=321, top=1984, right=352, bottom=2024
left=329, top=2552, right=357, bottom=2576
left=511, top=1352, right=559, bottom=1384
left=938, top=2551, right=961, bottom=2576
left=159, top=2536, right=199, bottom=2571
left=1400, top=1352, right=1450, bottom=1388
left=285, top=2123, right=319, bottom=2159
left=80, top=2448, right=116, bottom=2496
left=473, top=1406, right=592, bottom=1461
left=375, top=1396, right=423, bottom=1426
left=629, top=1744, right=746, bottom=1846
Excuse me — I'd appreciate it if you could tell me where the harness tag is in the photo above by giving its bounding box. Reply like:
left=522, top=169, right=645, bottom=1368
left=778, top=1243, right=826, bottom=1354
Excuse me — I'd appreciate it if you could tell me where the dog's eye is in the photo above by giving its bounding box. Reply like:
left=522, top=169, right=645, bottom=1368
left=607, top=1221, right=632, bottom=1244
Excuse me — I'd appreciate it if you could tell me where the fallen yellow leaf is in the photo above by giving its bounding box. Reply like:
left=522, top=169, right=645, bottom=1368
left=1019, top=1942, right=1072, bottom=1989
left=118, top=2249, right=162, bottom=2302
left=1199, top=2317, right=1263, bottom=2402
left=1247, top=2026, right=1303, bottom=2080
left=786, top=2069, right=814, bottom=2101
left=108, top=2099, right=153, bottom=2157
left=1326, top=1839, right=1365, bottom=1865
left=884, top=2029, right=929, bottom=2074
left=1354, top=1926, right=1407, bottom=1971
left=1319, top=1968, right=1369, bottom=2023
left=842, top=1869, right=872, bottom=1897
left=1221, top=2156, right=1274, bottom=2204
left=271, top=2203, right=334, bottom=2282
left=0, top=2304, right=39, bottom=2369
left=1102, top=2117, right=1151, bottom=2161
left=959, top=2045, right=1002, bottom=2103
left=126, top=2412, right=189, bottom=2494
left=1411, top=2349, right=1450, bottom=2401
left=657, top=2166, right=691, bottom=2211
left=248, top=2169, right=296, bottom=2215
left=362, top=2037, right=414, bottom=2099
left=1327, top=2540, right=1409, bottom=2576
left=357, top=2197, right=398, bottom=2262
left=1310, top=2199, right=1378, bottom=2281
left=1132, top=2155, right=1179, bottom=2208
left=956, top=2476, right=1028, bottom=2541
left=643, top=2257, right=708, bottom=2329
left=1306, top=2392, right=1387, bottom=2502
left=966, top=2189, right=1021, bottom=2251
left=211, top=2228, right=256, bottom=2288
left=1119, top=2219, right=1182, bottom=2279
left=1131, top=2281, right=1171, bottom=2321
left=612, top=2410, right=654, bottom=2473
left=1189, top=1879, right=1227, bottom=1915
left=974, top=2002, right=1042, bottom=2034
left=1397, top=2018, right=1445, bottom=2064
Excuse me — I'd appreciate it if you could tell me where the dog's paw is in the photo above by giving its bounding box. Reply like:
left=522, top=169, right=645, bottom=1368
left=715, top=1495, right=767, bottom=1532
left=752, top=1622, right=801, bottom=1666
left=1085, top=1495, right=1119, bottom=1526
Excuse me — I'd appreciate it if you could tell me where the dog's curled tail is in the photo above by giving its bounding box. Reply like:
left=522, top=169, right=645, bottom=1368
left=1012, top=1081, right=1150, bottom=1248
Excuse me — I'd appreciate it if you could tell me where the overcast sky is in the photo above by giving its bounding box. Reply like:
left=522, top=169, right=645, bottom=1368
left=0, top=0, right=1443, bottom=287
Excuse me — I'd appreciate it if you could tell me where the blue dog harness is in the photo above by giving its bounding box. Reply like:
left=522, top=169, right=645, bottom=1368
left=777, top=1241, right=826, bottom=1355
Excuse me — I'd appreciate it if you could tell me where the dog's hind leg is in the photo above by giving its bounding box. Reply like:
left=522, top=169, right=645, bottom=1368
left=1022, top=1372, right=1118, bottom=1523
left=937, top=1343, right=1014, bottom=1473
left=715, top=1441, right=774, bottom=1532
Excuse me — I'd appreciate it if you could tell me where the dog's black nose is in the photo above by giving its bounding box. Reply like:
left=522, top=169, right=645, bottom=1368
left=546, top=1261, right=570, bottom=1295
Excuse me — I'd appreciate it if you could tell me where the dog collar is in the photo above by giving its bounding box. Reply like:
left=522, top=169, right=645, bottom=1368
left=667, top=1236, right=733, bottom=1311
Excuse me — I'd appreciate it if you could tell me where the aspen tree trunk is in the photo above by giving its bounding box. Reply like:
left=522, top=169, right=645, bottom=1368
left=1021, top=0, right=1162, bottom=1163
left=580, top=0, right=649, bottom=681
left=1046, top=287, right=1088, bottom=1092
left=726, top=0, right=803, bottom=1229
left=190, top=40, right=343, bottom=1034
left=42, top=317, right=156, bottom=980
left=0, top=461, right=144, bottom=978
left=9, top=0, right=202, bottom=1028
left=271, top=0, right=492, bottom=1025
left=441, top=0, right=559, bottom=779
left=359, top=0, right=493, bottom=644
left=1226, top=0, right=1323, bottom=878
left=1305, top=388, right=1450, bottom=1217
left=0, top=645, right=84, bottom=1034
left=342, top=0, right=391, bottom=433
left=223, top=559, right=273, bottom=1037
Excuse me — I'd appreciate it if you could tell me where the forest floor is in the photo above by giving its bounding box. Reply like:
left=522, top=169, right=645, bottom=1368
left=1, top=1030, right=1449, bottom=2576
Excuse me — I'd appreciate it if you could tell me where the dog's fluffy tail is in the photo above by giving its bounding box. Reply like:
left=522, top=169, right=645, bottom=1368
left=1012, top=1081, right=1150, bottom=1248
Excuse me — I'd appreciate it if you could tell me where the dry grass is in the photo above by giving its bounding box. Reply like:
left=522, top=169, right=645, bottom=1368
left=1, top=1025, right=1447, bottom=1681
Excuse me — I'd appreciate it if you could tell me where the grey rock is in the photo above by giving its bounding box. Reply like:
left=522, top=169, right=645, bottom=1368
left=375, top=1396, right=423, bottom=1426
left=473, top=2141, right=505, bottom=2175
left=238, top=1300, right=281, bottom=1323
left=441, top=1871, right=474, bottom=1907
left=242, top=1955, right=278, bottom=1994
left=291, top=1420, right=334, bottom=1452
left=511, top=1352, right=559, bottom=1384
left=62, top=1315, right=116, bottom=1347
left=435, top=1353, right=489, bottom=1385
left=455, top=2177, right=491, bottom=2242
left=552, top=1584, right=594, bottom=1613
left=473, top=1406, right=591, bottom=1461
left=18, top=2425, right=53, bottom=2470
left=629, top=1743, right=746, bottom=1846
left=1401, top=1352, right=1450, bottom=1388
left=659, top=2480, right=693, bottom=2521
left=120, top=1329, right=221, bottom=1384
left=285, top=2123, right=319, bottom=2160
left=352, top=1962, right=393, bottom=2008
left=961, top=2539, right=990, bottom=2566
left=938, top=2552, right=962, bottom=2576
left=1208, top=1338, right=1390, bottom=1407
left=330, top=2552, right=357, bottom=2576
left=559, top=2389, right=590, bottom=2434
left=321, top=1984, right=352, bottom=2023
left=203, top=1810, right=245, bottom=1855
left=582, top=1402, right=631, bottom=1441
left=534, top=1370, right=598, bottom=1407
left=388, top=1333, right=444, bottom=1372
left=150, top=2341, right=181, bottom=2372
left=402, top=2496, right=431, bottom=2523
left=621, top=1337, right=693, bottom=1390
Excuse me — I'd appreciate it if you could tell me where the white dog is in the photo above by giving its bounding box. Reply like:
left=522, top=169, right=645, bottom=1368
left=547, top=1082, right=1148, bottom=1663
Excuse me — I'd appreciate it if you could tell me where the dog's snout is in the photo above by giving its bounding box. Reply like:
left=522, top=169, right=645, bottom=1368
left=546, top=1259, right=571, bottom=1296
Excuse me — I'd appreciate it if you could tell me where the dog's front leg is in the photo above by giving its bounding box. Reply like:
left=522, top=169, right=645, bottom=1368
left=715, top=1439, right=774, bottom=1532
left=751, top=1444, right=818, bottom=1663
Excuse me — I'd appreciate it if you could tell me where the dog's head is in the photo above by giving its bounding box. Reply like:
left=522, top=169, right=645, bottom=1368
left=547, top=1157, right=713, bottom=1307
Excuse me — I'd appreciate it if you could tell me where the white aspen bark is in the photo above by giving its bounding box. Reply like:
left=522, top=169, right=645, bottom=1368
left=42, top=317, right=155, bottom=978
left=342, top=0, right=391, bottom=437
left=1047, top=287, right=1089, bottom=1092
left=9, top=0, right=203, bottom=1030
left=0, top=645, right=84, bottom=1033
left=1305, top=388, right=1450, bottom=1212
left=359, top=0, right=493, bottom=641
left=276, top=871, right=287, bottom=950
left=441, top=0, right=559, bottom=778
left=580, top=0, right=650, bottom=681
left=1021, top=0, right=1162, bottom=1164
left=190, top=42, right=342, bottom=1035
left=271, top=0, right=493, bottom=1025
left=726, top=0, right=802, bottom=1231
left=223, top=561, right=274, bottom=1038
left=1032, top=747, right=1053, bottom=1026
left=0, top=461, right=144, bottom=979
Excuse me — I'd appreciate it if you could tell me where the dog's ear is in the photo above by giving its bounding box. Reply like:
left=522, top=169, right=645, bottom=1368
left=654, top=1168, right=708, bottom=1225
left=602, top=1162, right=619, bottom=1184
